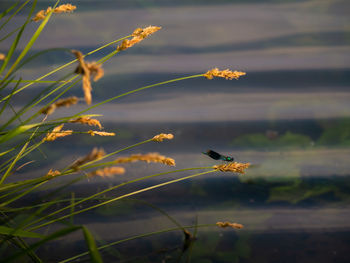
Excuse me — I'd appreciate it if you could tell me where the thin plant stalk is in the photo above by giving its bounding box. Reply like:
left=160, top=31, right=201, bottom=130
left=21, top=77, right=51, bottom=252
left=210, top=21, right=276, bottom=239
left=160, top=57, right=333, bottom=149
left=28, top=170, right=216, bottom=231
left=59, top=223, right=218, bottom=263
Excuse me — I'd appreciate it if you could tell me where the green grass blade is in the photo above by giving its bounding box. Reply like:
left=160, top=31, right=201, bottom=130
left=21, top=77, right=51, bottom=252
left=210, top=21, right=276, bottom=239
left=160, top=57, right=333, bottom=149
left=0, top=139, right=30, bottom=185
left=0, top=77, right=21, bottom=117
left=3, top=225, right=81, bottom=263
left=0, top=21, right=25, bottom=76
left=0, top=35, right=130, bottom=102
left=0, top=226, right=43, bottom=238
left=0, top=148, right=14, bottom=157
left=0, top=25, right=21, bottom=42
left=5, top=236, right=42, bottom=263
left=0, top=74, right=14, bottom=95
left=29, top=170, right=215, bottom=231
left=0, top=180, right=47, bottom=207
left=82, top=226, right=104, bottom=263
left=1, top=0, right=58, bottom=79
left=13, top=47, right=71, bottom=72
left=0, top=0, right=30, bottom=32
left=60, top=224, right=217, bottom=263
left=0, top=123, right=39, bottom=144
left=67, top=74, right=204, bottom=120
left=0, top=72, right=75, bottom=131
left=0, top=0, right=36, bottom=77
left=0, top=1, right=18, bottom=21
left=0, top=122, right=44, bottom=184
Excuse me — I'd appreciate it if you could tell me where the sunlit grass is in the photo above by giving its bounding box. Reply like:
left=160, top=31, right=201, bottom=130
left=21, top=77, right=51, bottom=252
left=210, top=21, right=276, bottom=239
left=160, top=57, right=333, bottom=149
left=0, top=1, right=247, bottom=262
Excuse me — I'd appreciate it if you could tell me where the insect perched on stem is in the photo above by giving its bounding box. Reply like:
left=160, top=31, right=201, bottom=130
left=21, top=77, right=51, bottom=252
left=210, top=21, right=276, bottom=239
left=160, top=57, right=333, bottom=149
left=203, top=150, right=234, bottom=162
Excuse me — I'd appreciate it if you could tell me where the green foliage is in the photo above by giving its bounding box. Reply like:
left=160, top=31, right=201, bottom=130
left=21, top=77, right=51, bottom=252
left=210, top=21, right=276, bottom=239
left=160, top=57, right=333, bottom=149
left=318, top=119, right=350, bottom=146
left=268, top=179, right=343, bottom=204
left=231, top=131, right=313, bottom=149
left=0, top=226, right=43, bottom=238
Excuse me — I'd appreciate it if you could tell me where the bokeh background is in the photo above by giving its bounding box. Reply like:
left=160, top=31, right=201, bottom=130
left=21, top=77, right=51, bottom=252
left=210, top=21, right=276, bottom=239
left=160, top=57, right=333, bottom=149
left=1, top=0, right=350, bottom=262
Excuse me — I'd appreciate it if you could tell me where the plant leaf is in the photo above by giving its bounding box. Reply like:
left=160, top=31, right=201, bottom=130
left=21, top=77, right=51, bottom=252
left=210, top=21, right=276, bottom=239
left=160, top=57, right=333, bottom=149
left=82, top=226, right=103, bottom=263
left=0, top=226, right=43, bottom=238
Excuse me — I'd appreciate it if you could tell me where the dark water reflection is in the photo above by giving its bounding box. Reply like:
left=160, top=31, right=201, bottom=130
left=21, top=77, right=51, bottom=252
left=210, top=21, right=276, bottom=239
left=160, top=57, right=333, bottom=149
left=14, top=120, right=350, bottom=262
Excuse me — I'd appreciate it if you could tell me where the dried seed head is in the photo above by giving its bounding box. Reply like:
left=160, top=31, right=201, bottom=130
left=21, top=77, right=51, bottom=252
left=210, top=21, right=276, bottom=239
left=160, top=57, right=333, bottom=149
left=117, top=25, right=161, bottom=51
left=204, top=68, right=246, bottom=80
left=70, top=147, right=106, bottom=171
left=45, top=169, right=61, bottom=177
left=213, top=162, right=250, bottom=174
left=72, top=51, right=104, bottom=105
left=88, top=166, right=125, bottom=178
left=54, top=3, right=76, bottom=13
left=86, top=62, right=104, bottom=82
left=115, top=153, right=175, bottom=166
left=44, top=124, right=73, bottom=141
left=0, top=53, right=6, bottom=60
left=40, top=96, right=78, bottom=115
left=69, top=117, right=102, bottom=129
left=72, top=50, right=92, bottom=105
left=152, top=133, right=174, bottom=142
left=87, top=130, right=115, bottom=136
left=216, top=221, right=244, bottom=229
left=32, top=4, right=76, bottom=22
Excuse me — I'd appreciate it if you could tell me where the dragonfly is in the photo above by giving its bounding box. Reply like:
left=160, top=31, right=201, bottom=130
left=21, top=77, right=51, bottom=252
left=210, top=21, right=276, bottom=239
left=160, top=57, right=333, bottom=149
left=202, top=150, right=234, bottom=162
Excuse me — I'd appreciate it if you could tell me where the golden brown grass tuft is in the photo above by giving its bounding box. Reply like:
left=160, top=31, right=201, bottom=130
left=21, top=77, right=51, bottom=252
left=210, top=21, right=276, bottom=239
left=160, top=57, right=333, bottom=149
left=216, top=221, right=244, bottom=229
left=152, top=133, right=174, bottom=142
left=213, top=162, right=250, bottom=174
left=32, top=4, right=76, bottom=22
left=45, top=169, right=61, bottom=177
left=117, top=26, right=161, bottom=51
left=115, top=153, right=175, bottom=166
left=40, top=96, right=79, bottom=115
left=69, top=117, right=102, bottom=129
left=88, top=166, right=125, bottom=178
left=72, top=50, right=104, bottom=105
left=43, top=124, right=73, bottom=142
left=86, top=62, right=104, bottom=82
left=204, top=68, right=246, bottom=80
left=70, top=147, right=106, bottom=171
left=87, top=130, right=115, bottom=136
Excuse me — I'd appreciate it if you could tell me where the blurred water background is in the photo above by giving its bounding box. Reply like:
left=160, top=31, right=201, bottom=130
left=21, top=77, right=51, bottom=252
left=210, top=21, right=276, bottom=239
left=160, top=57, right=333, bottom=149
left=1, top=0, right=350, bottom=262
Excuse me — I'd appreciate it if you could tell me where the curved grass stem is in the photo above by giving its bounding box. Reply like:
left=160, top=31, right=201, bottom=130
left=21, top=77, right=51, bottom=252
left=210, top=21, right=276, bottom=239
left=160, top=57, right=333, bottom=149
left=27, top=169, right=215, bottom=231
left=0, top=35, right=131, bottom=102
left=59, top=223, right=218, bottom=263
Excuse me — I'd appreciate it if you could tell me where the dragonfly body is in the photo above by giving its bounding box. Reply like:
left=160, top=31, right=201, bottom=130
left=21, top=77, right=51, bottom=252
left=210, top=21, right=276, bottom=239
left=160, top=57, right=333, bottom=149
left=203, top=150, right=234, bottom=162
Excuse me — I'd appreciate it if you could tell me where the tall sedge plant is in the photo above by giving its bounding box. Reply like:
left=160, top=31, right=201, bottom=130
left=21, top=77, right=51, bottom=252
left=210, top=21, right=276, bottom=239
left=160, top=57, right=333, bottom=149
left=0, top=1, right=249, bottom=262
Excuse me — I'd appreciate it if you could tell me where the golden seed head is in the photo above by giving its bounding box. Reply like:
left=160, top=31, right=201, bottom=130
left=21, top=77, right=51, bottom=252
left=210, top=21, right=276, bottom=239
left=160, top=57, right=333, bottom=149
left=115, top=153, right=175, bottom=166
left=72, top=50, right=104, bottom=105
left=0, top=53, right=6, bottom=60
left=44, top=124, right=73, bottom=142
left=45, top=169, right=61, bottom=177
left=53, top=3, right=76, bottom=13
left=70, top=147, right=106, bottom=171
left=88, top=166, right=125, bottom=178
left=40, top=96, right=79, bottom=115
left=87, top=130, right=115, bottom=136
left=216, top=221, right=244, bottom=229
left=213, top=162, right=250, bottom=174
left=86, top=62, right=104, bottom=82
left=204, top=68, right=246, bottom=80
left=69, top=117, right=103, bottom=129
left=117, top=25, right=161, bottom=51
left=132, top=26, right=162, bottom=38
left=152, top=133, right=174, bottom=142
left=72, top=50, right=92, bottom=105
left=32, top=4, right=76, bottom=22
